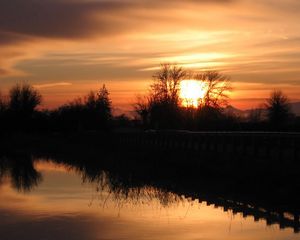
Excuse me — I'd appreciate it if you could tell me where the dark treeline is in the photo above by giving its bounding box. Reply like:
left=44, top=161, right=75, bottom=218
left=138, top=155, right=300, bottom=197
left=0, top=83, right=126, bottom=133
left=1, top=63, right=300, bottom=134
left=135, top=63, right=299, bottom=131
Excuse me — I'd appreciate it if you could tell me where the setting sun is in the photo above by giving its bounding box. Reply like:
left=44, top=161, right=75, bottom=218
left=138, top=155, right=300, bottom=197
left=180, top=80, right=207, bottom=108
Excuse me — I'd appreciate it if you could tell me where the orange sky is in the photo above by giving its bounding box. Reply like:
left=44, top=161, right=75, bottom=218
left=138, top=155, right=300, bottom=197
left=0, top=0, right=300, bottom=112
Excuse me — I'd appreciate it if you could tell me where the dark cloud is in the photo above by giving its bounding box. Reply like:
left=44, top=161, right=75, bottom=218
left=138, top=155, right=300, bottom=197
left=0, top=31, right=31, bottom=45
left=0, top=0, right=233, bottom=42
left=0, top=0, right=131, bottom=39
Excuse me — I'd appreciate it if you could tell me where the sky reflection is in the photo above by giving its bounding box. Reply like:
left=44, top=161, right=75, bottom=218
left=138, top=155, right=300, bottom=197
left=0, top=158, right=298, bottom=240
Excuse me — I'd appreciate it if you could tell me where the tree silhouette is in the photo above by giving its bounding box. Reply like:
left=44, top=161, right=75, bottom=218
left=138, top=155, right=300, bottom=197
left=195, top=71, right=231, bottom=108
left=149, top=63, right=187, bottom=128
left=3, top=83, right=42, bottom=131
left=9, top=83, right=42, bottom=117
left=54, top=84, right=112, bottom=131
left=265, top=90, right=292, bottom=128
left=95, top=84, right=112, bottom=120
left=151, top=63, right=187, bottom=105
left=0, top=92, right=7, bottom=116
left=134, top=64, right=233, bottom=129
left=134, top=95, right=150, bottom=128
left=86, top=84, right=112, bottom=129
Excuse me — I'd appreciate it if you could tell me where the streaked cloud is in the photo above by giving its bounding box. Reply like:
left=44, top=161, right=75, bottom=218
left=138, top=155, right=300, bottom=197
left=0, top=0, right=234, bottom=42
left=33, top=82, right=72, bottom=89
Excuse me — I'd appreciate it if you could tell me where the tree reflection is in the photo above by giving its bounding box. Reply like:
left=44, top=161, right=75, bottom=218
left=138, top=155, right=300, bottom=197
left=0, top=150, right=300, bottom=233
left=92, top=171, right=184, bottom=208
left=0, top=154, right=42, bottom=192
left=0, top=157, right=7, bottom=185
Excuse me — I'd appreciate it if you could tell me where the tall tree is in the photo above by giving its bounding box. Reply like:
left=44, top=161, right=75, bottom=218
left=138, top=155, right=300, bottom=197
left=265, top=90, right=292, bottom=127
left=151, top=63, right=187, bottom=105
left=95, top=84, right=112, bottom=120
left=134, top=64, right=232, bottom=130
left=195, top=71, right=231, bottom=108
left=149, top=64, right=187, bottom=128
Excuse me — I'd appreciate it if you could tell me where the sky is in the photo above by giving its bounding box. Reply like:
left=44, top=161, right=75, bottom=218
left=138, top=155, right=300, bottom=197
left=0, top=0, right=300, bottom=112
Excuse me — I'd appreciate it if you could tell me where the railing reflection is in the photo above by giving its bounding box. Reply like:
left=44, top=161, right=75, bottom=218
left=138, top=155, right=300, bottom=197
left=76, top=167, right=300, bottom=233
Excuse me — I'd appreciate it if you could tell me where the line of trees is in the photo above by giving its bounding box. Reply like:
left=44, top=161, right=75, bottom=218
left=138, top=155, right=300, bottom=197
left=134, top=63, right=232, bottom=130
left=134, top=63, right=233, bottom=130
left=0, top=83, right=116, bottom=133
left=1, top=63, right=299, bottom=133
left=134, top=63, right=299, bottom=131
left=51, top=85, right=112, bottom=132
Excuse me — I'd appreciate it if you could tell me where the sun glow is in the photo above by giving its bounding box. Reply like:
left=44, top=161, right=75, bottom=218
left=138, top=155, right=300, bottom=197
left=180, top=80, right=207, bottom=108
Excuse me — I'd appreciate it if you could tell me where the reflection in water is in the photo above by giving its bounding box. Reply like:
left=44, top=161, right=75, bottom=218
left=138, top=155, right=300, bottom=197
left=82, top=170, right=183, bottom=208
left=82, top=169, right=300, bottom=234
left=0, top=153, right=299, bottom=240
left=0, top=155, right=42, bottom=192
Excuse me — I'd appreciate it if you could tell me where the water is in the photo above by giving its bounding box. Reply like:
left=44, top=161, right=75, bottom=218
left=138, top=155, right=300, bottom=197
left=0, top=156, right=299, bottom=240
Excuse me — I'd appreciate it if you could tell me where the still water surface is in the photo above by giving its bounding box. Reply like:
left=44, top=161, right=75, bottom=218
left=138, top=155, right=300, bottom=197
left=0, top=157, right=299, bottom=240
